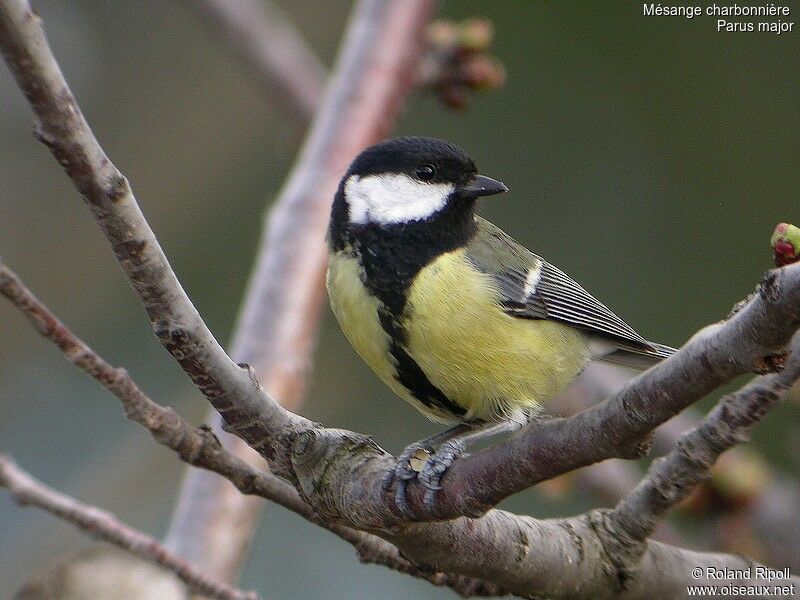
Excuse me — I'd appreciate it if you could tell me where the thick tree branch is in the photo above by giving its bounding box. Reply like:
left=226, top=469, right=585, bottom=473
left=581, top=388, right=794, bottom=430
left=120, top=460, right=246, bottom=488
left=381, top=508, right=800, bottom=599
left=168, top=4, right=507, bottom=585
left=0, top=455, right=259, bottom=600
left=181, top=0, right=325, bottom=122
left=271, top=265, right=800, bottom=529
left=0, top=257, right=500, bottom=598
left=411, top=265, right=800, bottom=520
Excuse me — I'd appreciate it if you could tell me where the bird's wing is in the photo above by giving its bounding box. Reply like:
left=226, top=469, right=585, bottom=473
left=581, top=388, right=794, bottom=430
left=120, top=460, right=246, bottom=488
left=466, top=217, right=673, bottom=363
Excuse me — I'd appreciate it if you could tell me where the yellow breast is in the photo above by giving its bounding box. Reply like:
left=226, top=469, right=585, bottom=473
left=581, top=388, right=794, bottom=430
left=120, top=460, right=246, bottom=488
left=404, top=249, right=591, bottom=421
left=327, top=249, right=451, bottom=421
left=326, top=247, right=592, bottom=423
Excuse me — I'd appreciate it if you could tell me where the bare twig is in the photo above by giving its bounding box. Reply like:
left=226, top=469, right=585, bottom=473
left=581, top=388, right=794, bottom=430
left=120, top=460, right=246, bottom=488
left=0, top=258, right=274, bottom=499
left=555, top=364, right=800, bottom=561
left=0, top=0, right=309, bottom=473
left=654, top=407, right=800, bottom=568
left=0, top=455, right=259, bottom=600
left=182, top=0, right=325, bottom=122
left=0, top=257, right=500, bottom=597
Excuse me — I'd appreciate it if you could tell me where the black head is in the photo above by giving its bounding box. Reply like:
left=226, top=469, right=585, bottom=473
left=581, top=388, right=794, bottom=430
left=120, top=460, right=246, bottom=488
left=330, top=137, right=507, bottom=237
left=348, top=137, right=479, bottom=188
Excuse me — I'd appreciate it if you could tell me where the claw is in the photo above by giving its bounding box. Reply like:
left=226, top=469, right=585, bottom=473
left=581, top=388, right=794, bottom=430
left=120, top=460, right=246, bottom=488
left=417, top=439, right=464, bottom=492
left=383, top=439, right=465, bottom=517
left=382, top=442, right=433, bottom=517
left=394, top=479, right=416, bottom=519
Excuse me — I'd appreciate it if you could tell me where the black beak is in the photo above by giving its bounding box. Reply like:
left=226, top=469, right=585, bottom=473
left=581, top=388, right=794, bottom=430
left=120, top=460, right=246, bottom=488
left=464, top=175, right=509, bottom=197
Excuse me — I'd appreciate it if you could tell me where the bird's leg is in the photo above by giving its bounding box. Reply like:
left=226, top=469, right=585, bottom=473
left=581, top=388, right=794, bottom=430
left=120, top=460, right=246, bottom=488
left=386, top=417, right=529, bottom=516
left=382, top=423, right=472, bottom=517
left=417, top=419, right=526, bottom=509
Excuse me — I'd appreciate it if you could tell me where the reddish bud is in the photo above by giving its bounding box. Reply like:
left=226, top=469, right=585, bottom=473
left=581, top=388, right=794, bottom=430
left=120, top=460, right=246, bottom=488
left=771, top=222, right=800, bottom=267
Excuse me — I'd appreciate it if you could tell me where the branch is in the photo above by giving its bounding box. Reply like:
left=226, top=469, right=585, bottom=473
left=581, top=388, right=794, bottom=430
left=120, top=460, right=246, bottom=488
left=181, top=0, right=325, bottom=122
left=168, top=3, right=507, bottom=584
left=0, top=258, right=277, bottom=502
left=0, top=0, right=309, bottom=475
left=604, top=332, right=800, bottom=568
left=653, top=408, right=800, bottom=568
left=228, top=0, right=432, bottom=378
left=0, top=259, right=498, bottom=597
left=554, top=362, right=800, bottom=563
left=381, top=508, right=800, bottom=600
left=0, top=455, right=259, bottom=600
left=0, top=1, right=500, bottom=595
left=0, top=257, right=500, bottom=598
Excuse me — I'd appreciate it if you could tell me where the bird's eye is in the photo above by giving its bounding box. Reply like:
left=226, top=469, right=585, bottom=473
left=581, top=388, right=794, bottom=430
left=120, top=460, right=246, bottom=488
left=415, top=164, right=436, bottom=181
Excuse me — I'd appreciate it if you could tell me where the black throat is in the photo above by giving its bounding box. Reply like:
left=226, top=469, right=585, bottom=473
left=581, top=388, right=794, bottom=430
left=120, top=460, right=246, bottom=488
left=328, top=184, right=477, bottom=317
left=327, top=183, right=476, bottom=420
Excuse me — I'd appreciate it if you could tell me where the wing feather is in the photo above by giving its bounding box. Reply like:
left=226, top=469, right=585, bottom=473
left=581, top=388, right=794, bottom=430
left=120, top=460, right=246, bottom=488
left=466, top=217, right=668, bottom=358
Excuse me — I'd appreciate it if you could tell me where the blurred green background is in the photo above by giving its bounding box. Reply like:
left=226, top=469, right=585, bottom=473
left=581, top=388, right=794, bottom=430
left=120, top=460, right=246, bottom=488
left=0, top=1, right=798, bottom=598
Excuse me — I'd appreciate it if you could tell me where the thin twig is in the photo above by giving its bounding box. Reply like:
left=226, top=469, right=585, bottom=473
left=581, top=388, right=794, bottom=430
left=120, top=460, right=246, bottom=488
left=555, top=363, right=800, bottom=560
left=654, top=407, right=800, bottom=568
left=0, top=455, right=260, bottom=600
left=0, top=0, right=309, bottom=474
left=182, top=0, right=325, bottom=122
left=0, top=259, right=274, bottom=499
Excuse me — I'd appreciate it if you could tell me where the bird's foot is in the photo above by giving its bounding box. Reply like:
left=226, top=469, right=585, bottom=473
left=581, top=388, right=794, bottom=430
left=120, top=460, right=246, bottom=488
left=382, top=439, right=465, bottom=517
left=381, top=442, right=432, bottom=518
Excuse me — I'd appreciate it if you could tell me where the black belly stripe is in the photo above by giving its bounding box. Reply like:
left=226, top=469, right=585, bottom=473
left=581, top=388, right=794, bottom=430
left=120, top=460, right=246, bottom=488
left=378, top=310, right=467, bottom=418
left=329, top=191, right=480, bottom=420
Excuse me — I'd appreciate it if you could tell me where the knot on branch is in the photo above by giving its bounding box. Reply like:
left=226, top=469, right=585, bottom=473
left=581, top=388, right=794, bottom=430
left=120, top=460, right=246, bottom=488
left=586, top=509, right=647, bottom=591
left=758, top=269, right=782, bottom=304
left=651, top=453, right=710, bottom=505
left=290, top=427, right=388, bottom=522
left=105, top=172, right=130, bottom=203
left=753, top=350, right=788, bottom=374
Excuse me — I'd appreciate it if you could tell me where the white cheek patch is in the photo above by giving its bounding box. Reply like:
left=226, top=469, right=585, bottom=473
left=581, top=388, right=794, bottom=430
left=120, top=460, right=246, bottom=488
left=345, top=173, right=454, bottom=225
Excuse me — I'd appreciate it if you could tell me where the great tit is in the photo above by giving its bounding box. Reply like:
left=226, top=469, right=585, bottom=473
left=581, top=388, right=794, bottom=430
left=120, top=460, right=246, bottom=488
left=326, top=137, right=674, bottom=513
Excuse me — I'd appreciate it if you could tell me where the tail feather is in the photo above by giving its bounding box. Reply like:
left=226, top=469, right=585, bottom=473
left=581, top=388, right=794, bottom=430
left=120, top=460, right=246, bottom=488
left=598, top=341, right=676, bottom=371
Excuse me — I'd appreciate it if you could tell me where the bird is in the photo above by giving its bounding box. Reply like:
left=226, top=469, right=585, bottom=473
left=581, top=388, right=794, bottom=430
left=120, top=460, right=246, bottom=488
left=325, top=137, right=674, bottom=515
